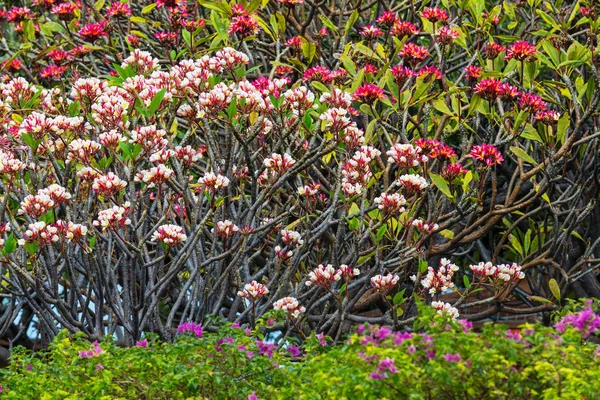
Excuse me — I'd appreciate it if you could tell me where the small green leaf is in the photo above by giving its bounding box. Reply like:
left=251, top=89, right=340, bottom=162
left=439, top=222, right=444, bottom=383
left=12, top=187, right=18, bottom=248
left=510, top=146, right=538, bottom=165
left=528, top=295, right=553, bottom=304
left=549, top=278, right=561, bottom=301
left=148, top=88, right=167, bottom=116
left=319, top=16, right=339, bottom=33
left=141, top=3, right=156, bottom=13
left=430, top=173, right=454, bottom=199
left=376, top=224, right=387, bottom=243
left=2, top=233, right=17, bottom=254
left=418, top=259, right=428, bottom=273
left=393, top=289, right=406, bottom=305
left=463, top=275, right=470, bottom=289
left=130, top=16, right=147, bottom=24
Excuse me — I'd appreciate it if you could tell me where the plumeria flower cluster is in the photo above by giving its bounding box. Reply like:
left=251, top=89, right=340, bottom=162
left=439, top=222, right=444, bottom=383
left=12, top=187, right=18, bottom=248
left=306, top=264, right=343, bottom=288
left=371, top=273, right=400, bottom=293
left=273, top=297, right=305, bottom=318
left=431, top=301, right=460, bottom=320
left=414, top=258, right=459, bottom=295
left=469, top=262, right=525, bottom=284
left=386, top=144, right=428, bottom=170
left=151, top=224, right=187, bottom=247
left=93, top=203, right=131, bottom=231
left=237, top=281, right=269, bottom=302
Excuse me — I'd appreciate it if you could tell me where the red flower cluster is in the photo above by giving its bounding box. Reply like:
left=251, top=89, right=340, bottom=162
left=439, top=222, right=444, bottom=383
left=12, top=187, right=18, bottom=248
left=421, top=7, right=449, bottom=23
left=228, top=15, right=259, bottom=38
left=505, top=40, right=537, bottom=61
left=353, top=84, right=385, bottom=104
left=398, top=43, right=430, bottom=66
left=78, top=21, right=109, bottom=42
left=469, top=144, right=504, bottom=166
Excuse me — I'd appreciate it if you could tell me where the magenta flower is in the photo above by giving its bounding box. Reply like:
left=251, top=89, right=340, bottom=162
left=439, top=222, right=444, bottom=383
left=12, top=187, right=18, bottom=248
left=353, top=84, right=385, bottom=104
left=248, top=393, right=258, bottom=400
left=79, top=341, right=104, bottom=358
left=443, top=353, right=462, bottom=362
left=287, top=344, right=302, bottom=357
left=505, top=41, right=537, bottom=61
left=555, top=306, right=600, bottom=338
left=469, top=144, right=504, bottom=166
left=177, top=322, right=203, bottom=337
left=256, top=340, right=277, bottom=358
left=136, top=339, right=148, bottom=348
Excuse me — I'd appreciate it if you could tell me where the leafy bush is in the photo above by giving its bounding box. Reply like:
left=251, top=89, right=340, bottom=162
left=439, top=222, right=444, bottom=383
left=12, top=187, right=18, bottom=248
left=1, top=305, right=600, bottom=399
left=0, top=0, right=599, bottom=347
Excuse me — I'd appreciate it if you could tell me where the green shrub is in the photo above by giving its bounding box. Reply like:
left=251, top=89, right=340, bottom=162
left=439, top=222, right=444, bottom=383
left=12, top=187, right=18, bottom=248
left=2, top=306, right=600, bottom=399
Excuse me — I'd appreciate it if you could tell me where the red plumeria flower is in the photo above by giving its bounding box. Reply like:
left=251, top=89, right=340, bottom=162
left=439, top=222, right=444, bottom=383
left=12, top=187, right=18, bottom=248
left=228, top=15, right=259, bottom=38
left=534, top=110, right=560, bottom=124
left=286, top=36, right=304, bottom=49
left=398, top=43, right=430, bottom=66
left=7, top=7, right=31, bottom=23
left=505, top=40, right=537, bottom=61
left=360, top=25, right=384, bottom=40
left=436, top=27, right=460, bottom=46
left=443, top=162, right=468, bottom=181
left=421, top=7, right=449, bottom=23
left=78, top=21, right=109, bottom=42
left=418, top=65, right=442, bottom=81
left=474, top=78, right=502, bottom=101
left=39, top=65, right=68, bottom=80
left=363, top=63, right=378, bottom=75
left=498, top=83, right=521, bottom=100
left=303, top=66, right=334, bottom=84
left=154, top=31, right=178, bottom=46
left=464, top=65, right=482, bottom=80
left=52, top=2, right=78, bottom=20
left=469, top=144, right=504, bottom=166
left=518, top=92, right=546, bottom=112
left=353, top=84, right=385, bottom=104
left=484, top=42, right=506, bottom=59
left=105, top=2, right=132, bottom=18
left=278, top=0, right=304, bottom=6
left=376, top=11, right=399, bottom=28
left=391, top=21, right=419, bottom=37
left=390, top=66, right=416, bottom=87
left=429, top=144, right=456, bottom=160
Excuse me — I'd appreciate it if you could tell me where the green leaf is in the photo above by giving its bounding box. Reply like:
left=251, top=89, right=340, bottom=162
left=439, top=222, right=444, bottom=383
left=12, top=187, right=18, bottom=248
left=528, top=295, right=553, bottom=304
left=148, top=89, right=167, bottom=116
left=2, top=233, right=17, bottom=254
left=301, top=42, right=317, bottom=63
left=376, top=224, right=387, bottom=243
left=508, top=234, right=523, bottom=256
left=556, top=112, right=569, bottom=144
left=510, top=146, right=538, bottom=165
left=344, top=10, right=359, bottom=36
left=418, top=259, right=428, bottom=273
left=182, top=29, right=191, bottom=47
left=130, top=16, right=147, bottom=24
left=430, top=173, right=454, bottom=199
left=310, top=81, right=329, bottom=93
left=24, top=243, right=38, bottom=256
left=439, top=229, right=454, bottom=240
left=549, top=278, right=561, bottom=301
left=319, top=16, right=339, bottom=33
left=463, top=275, right=470, bottom=289
left=393, top=289, right=406, bottom=305
left=141, top=3, right=156, bottom=13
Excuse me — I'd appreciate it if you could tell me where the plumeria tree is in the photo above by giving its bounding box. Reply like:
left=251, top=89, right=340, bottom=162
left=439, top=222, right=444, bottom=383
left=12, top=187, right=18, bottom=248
left=0, top=0, right=599, bottom=350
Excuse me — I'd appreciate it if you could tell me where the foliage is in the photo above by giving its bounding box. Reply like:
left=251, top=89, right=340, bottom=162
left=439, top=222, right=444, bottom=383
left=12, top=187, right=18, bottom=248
left=0, top=0, right=599, bottom=347
left=1, top=306, right=600, bottom=399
